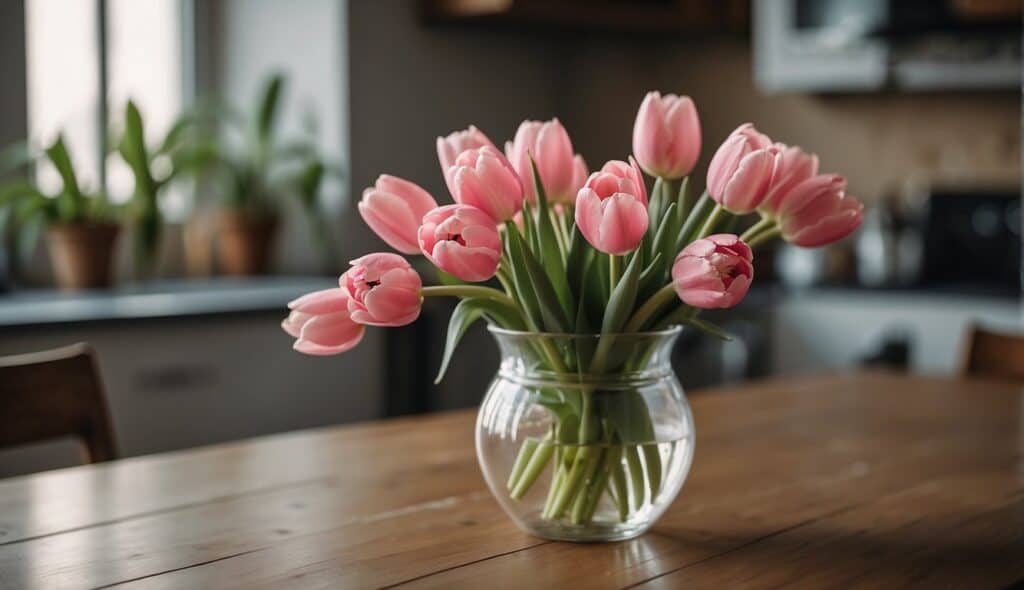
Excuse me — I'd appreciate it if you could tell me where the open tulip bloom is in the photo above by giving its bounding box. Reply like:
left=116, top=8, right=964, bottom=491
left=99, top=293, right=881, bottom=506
left=285, top=92, right=863, bottom=528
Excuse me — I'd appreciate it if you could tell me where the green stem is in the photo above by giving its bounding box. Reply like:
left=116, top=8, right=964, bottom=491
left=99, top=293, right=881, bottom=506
left=739, top=217, right=775, bottom=243
left=608, top=447, right=629, bottom=522
left=625, top=445, right=646, bottom=511
left=506, top=438, right=539, bottom=490
left=747, top=227, right=782, bottom=249
left=571, top=447, right=607, bottom=524
left=698, top=203, right=725, bottom=239
left=548, top=446, right=599, bottom=519
left=421, top=285, right=516, bottom=307
left=642, top=444, right=662, bottom=498
left=510, top=436, right=555, bottom=499
left=608, top=254, right=621, bottom=294
left=623, top=283, right=679, bottom=333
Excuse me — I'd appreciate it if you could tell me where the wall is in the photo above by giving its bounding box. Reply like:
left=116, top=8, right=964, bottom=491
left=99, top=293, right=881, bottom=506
left=0, top=2, right=27, bottom=154
left=344, top=0, right=564, bottom=255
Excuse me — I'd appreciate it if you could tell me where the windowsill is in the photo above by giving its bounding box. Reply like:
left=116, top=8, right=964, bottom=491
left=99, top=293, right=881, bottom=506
left=0, top=276, right=336, bottom=327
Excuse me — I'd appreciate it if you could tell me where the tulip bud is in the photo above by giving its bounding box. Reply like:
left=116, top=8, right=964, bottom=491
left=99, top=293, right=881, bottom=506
left=284, top=289, right=365, bottom=355
left=418, top=204, right=502, bottom=282
left=340, top=253, right=423, bottom=327
left=632, top=91, right=701, bottom=180
left=358, top=175, right=438, bottom=254
left=504, top=118, right=587, bottom=204
left=450, top=146, right=524, bottom=222
left=437, top=125, right=499, bottom=196
left=707, top=123, right=778, bottom=214
left=758, top=144, right=819, bottom=217
left=672, top=234, right=753, bottom=309
left=574, top=157, right=649, bottom=255
left=776, top=174, right=864, bottom=248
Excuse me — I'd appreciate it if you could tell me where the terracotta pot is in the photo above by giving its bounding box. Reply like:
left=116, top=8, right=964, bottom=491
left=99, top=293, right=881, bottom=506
left=46, top=222, right=121, bottom=290
left=216, top=211, right=279, bottom=276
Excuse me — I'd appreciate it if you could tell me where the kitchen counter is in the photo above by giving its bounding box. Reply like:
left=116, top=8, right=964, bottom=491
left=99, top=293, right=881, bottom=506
left=0, top=276, right=336, bottom=327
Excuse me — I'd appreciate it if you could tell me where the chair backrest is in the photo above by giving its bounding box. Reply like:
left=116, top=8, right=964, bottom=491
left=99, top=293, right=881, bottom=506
left=960, top=324, right=1024, bottom=383
left=0, top=343, right=118, bottom=463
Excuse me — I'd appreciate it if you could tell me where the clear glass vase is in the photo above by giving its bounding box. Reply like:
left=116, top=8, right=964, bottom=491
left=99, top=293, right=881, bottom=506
left=476, top=326, right=695, bottom=542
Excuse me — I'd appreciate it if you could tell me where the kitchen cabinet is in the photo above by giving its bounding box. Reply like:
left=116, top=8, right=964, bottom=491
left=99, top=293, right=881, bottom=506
left=0, top=279, right=384, bottom=477
left=771, top=288, right=1021, bottom=374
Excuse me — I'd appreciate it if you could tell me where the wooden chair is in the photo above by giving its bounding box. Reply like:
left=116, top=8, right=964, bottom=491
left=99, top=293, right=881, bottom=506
left=0, top=343, right=118, bottom=464
left=960, top=324, right=1024, bottom=383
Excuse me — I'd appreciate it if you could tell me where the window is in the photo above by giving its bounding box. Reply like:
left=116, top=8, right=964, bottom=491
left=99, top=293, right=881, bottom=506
left=26, top=0, right=191, bottom=214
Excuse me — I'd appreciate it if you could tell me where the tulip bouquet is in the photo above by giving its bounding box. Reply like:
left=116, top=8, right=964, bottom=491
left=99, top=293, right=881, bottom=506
left=283, top=92, right=863, bottom=528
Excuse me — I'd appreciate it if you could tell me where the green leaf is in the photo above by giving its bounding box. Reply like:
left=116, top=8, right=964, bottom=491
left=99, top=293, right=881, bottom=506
left=506, top=223, right=570, bottom=333
left=652, top=202, right=678, bottom=267
left=638, top=252, right=663, bottom=299
left=256, top=74, right=285, bottom=144
left=565, top=225, right=586, bottom=298
left=675, top=191, right=712, bottom=251
left=520, top=199, right=539, bottom=254
left=44, top=135, right=84, bottom=217
left=504, top=222, right=543, bottom=330
left=435, top=297, right=524, bottom=383
left=0, top=181, right=44, bottom=208
left=601, top=250, right=643, bottom=335
left=685, top=317, right=733, bottom=341
left=529, top=158, right=573, bottom=321
left=14, top=193, right=53, bottom=223
left=119, top=101, right=156, bottom=196
left=675, top=176, right=692, bottom=225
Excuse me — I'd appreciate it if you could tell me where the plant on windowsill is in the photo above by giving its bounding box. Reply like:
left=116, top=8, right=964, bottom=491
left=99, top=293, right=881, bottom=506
left=115, top=100, right=206, bottom=280
left=0, top=135, right=122, bottom=290
left=176, top=73, right=340, bottom=276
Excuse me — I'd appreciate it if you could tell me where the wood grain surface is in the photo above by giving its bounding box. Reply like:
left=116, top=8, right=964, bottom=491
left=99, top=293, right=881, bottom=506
left=0, top=372, right=1021, bottom=589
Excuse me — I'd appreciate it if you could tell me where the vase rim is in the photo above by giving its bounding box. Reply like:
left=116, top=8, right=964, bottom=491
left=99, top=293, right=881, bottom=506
left=487, top=325, right=683, bottom=339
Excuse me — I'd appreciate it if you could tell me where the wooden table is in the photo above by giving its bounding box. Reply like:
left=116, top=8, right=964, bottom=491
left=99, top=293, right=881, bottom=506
left=1, top=372, right=1022, bottom=589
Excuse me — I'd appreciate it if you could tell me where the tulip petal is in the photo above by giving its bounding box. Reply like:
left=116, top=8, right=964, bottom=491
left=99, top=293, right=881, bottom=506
left=288, top=288, right=348, bottom=314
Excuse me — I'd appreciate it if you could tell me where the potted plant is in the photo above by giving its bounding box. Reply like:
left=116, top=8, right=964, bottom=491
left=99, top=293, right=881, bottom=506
left=181, top=74, right=337, bottom=276
left=0, top=136, right=122, bottom=290
left=116, top=100, right=201, bottom=279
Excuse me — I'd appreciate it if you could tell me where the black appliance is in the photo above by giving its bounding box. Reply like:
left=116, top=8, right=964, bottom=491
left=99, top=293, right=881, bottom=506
left=920, top=189, right=1021, bottom=294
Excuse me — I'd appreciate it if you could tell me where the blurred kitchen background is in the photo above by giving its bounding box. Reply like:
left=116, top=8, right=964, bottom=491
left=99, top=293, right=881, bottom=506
left=0, top=0, right=1021, bottom=476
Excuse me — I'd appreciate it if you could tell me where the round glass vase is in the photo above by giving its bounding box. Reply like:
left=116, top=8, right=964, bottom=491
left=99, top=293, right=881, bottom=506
left=476, top=326, right=695, bottom=543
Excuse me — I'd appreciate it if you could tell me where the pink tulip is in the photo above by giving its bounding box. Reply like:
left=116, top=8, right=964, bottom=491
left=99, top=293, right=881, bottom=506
left=437, top=125, right=499, bottom=195
left=574, top=157, right=649, bottom=255
left=759, top=144, right=819, bottom=217
left=418, top=204, right=502, bottom=282
left=632, top=91, right=701, bottom=180
left=449, top=146, right=524, bottom=222
left=775, top=174, right=864, bottom=248
left=340, top=253, right=422, bottom=326
left=358, top=175, right=438, bottom=254
left=504, top=118, right=587, bottom=204
left=672, top=234, right=753, bottom=309
left=706, top=123, right=778, bottom=214
left=283, top=288, right=365, bottom=355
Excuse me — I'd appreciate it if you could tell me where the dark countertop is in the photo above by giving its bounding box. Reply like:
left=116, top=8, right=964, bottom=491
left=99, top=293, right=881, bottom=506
left=0, top=276, right=337, bottom=327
